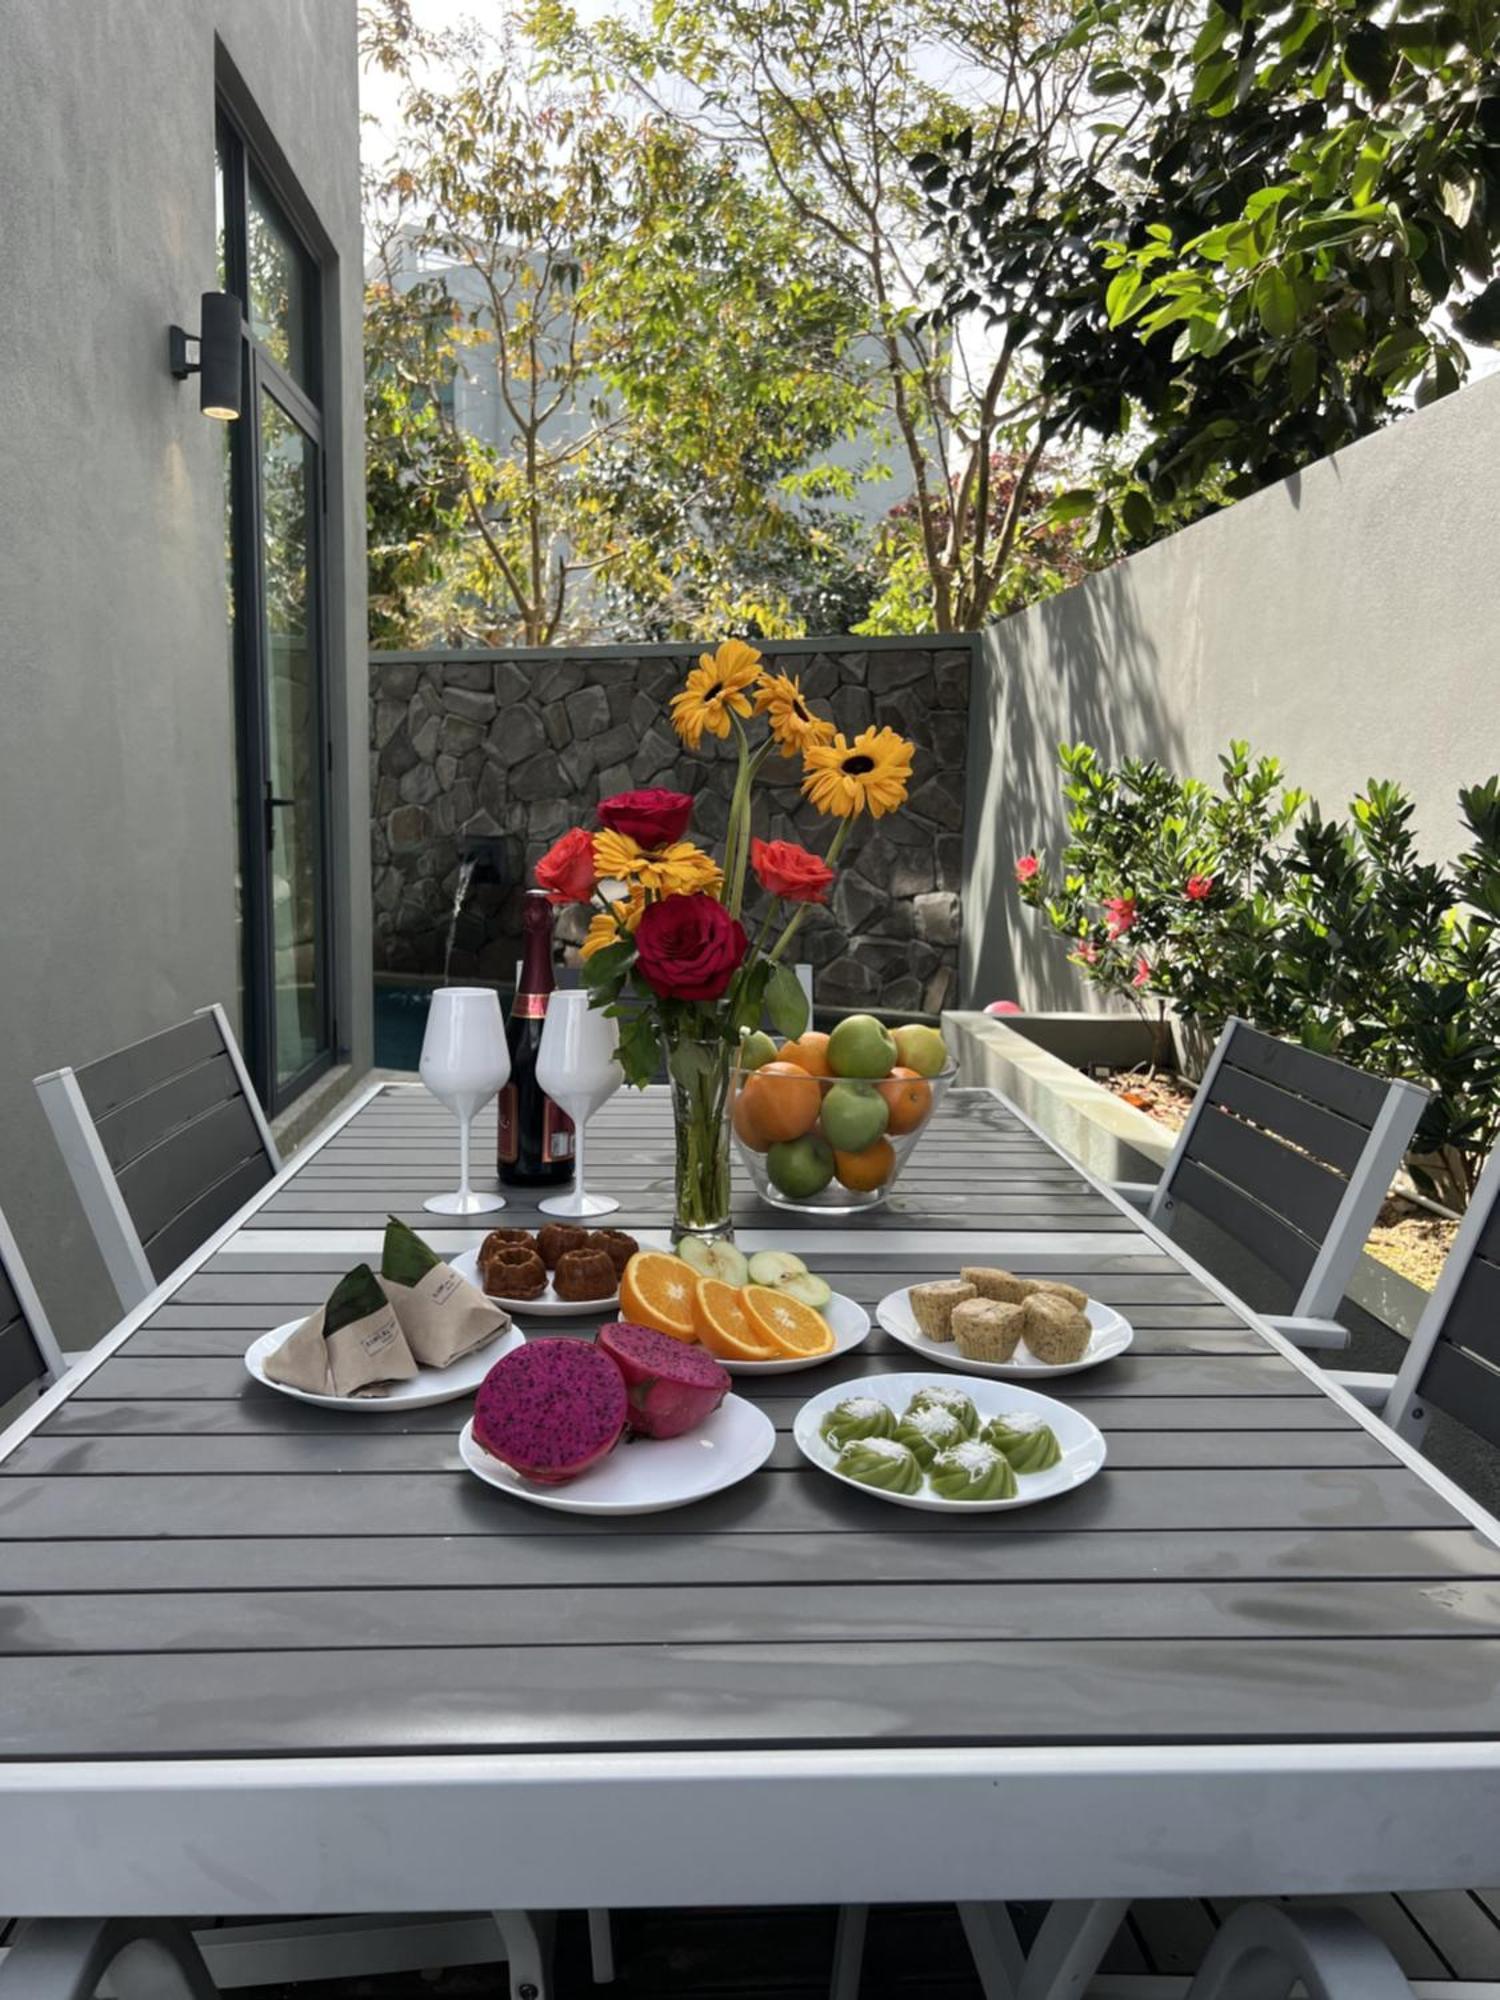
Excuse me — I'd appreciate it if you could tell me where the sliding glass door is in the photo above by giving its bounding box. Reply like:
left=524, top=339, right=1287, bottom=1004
left=219, top=111, right=334, bottom=1108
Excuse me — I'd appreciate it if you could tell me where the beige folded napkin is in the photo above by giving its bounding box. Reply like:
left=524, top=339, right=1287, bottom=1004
left=262, top=1264, right=419, bottom=1399
left=378, top=1217, right=513, bottom=1368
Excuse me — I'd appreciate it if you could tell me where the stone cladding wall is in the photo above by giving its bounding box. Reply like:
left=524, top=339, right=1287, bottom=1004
left=371, top=639, right=973, bottom=1014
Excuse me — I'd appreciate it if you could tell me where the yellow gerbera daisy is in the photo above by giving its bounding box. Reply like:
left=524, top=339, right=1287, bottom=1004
left=580, top=910, right=624, bottom=961
left=754, top=671, right=837, bottom=759
left=594, top=831, right=723, bottom=899
left=669, top=638, right=763, bottom=750
left=801, top=726, right=915, bottom=820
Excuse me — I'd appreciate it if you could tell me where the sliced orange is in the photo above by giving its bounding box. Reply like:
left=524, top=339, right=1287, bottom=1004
left=619, top=1252, right=700, bottom=1343
left=742, top=1284, right=836, bottom=1358
left=692, top=1277, right=778, bottom=1361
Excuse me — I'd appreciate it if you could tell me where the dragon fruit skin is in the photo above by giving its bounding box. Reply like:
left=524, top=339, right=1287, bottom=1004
left=597, top=1320, right=731, bottom=1439
left=472, top=1339, right=627, bottom=1484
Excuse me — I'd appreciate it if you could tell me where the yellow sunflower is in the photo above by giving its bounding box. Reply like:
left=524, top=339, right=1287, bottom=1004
left=801, top=726, right=915, bottom=820
left=754, top=671, right=837, bottom=759
left=594, top=830, right=723, bottom=899
left=669, top=638, right=763, bottom=750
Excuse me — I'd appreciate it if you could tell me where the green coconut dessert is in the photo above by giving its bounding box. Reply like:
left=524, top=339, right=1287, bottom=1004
left=836, top=1436, right=924, bottom=1495
left=979, top=1411, right=1063, bottom=1474
left=928, top=1440, right=1018, bottom=1502
left=892, top=1402, right=967, bottom=1468
left=820, top=1394, right=897, bottom=1453
left=905, top=1384, right=979, bottom=1439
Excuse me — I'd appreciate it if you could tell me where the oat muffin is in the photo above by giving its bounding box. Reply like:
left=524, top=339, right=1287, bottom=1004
left=1019, top=1291, right=1092, bottom=1365
left=909, top=1278, right=976, bottom=1342
left=959, top=1266, right=1029, bottom=1304
left=1029, top=1278, right=1088, bottom=1311
left=951, top=1298, right=1025, bottom=1363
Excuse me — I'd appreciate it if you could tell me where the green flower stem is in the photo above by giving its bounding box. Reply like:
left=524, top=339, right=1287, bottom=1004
left=767, top=819, right=852, bottom=967
left=729, top=737, right=775, bottom=919
left=721, top=720, right=753, bottom=917
left=669, top=1031, right=733, bottom=1236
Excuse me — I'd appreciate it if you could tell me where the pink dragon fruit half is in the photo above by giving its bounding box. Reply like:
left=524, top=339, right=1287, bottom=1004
left=596, top=1320, right=731, bottom=1440
left=472, top=1338, right=627, bottom=1484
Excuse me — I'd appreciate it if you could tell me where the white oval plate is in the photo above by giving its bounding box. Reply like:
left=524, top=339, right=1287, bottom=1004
left=246, top=1321, right=522, bottom=1410
left=795, top=1371, right=1106, bottom=1514
left=876, top=1287, right=1133, bottom=1379
left=449, top=1247, right=619, bottom=1318
left=718, top=1292, right=872, bottom=1375
left=458, top=1394, right=774, bottom=1515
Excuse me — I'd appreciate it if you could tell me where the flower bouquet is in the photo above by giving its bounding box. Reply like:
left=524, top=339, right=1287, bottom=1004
left=533, top=639, right=919, bottom=1239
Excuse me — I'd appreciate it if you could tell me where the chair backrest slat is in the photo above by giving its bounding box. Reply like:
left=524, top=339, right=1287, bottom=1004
left=1152, top=1018, right=1427, bottom=1320
left=35, top=1007, right=278, bottom=1311
left=75, top=1012, right=224, bottom=1122
left=1383, top=1147, right=1500, bottom=1451
left=1169, top=1157, right=1320, bottom=1291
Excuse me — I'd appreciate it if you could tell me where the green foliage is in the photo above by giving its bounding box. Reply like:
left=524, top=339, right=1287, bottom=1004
left=923, top=0, right=1500, bottom=552
left=1018, top=745, right=1500, bottom=1207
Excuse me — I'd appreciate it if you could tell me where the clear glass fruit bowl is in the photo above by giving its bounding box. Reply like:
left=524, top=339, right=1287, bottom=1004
left=729, top=1060, right=956, bottom=1215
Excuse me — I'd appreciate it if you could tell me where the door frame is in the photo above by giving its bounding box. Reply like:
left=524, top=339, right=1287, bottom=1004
left=219, top=106, right=337, bottom=1113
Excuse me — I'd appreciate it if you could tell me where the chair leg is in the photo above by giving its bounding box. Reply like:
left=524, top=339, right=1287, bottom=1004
left=0, top=1918, right=219, bottom=2000
left=1184, top=1901, right=1414, bottom=2000
left=1017, top=1898, right=1128, bottom=2000
left=586, top=1908, right=615, bottom=1983
left=957, top=1903, right=1024, bottom=1999
left=491, top=1909, right=556, bottom=2000
left=829, top=1904, right=867, bottom=2000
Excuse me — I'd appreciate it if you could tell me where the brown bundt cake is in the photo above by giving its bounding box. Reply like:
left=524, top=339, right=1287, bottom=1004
left=592, top=1229, right=639, bottom=1279
left=552, top=1247, right=618, bottom=1302
left=536, top=1222, right=591, bottom=1270
left=482, top=1247, right=547, bottom=1300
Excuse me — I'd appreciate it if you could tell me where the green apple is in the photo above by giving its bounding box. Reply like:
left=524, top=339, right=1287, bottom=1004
left=738, top=1029, right=778, bottom=1072
left=820, top=1079, right=891, bottom=1151
left=747, top=1250, right=808, bottom=1285
left=675, top=1236, right=750, bottom=1285
left=827, top=1013, right=898, bottom=1079
left=891, top=1023, right=949, bottom=1078
left=767, top=1133, right=836, bottom=1200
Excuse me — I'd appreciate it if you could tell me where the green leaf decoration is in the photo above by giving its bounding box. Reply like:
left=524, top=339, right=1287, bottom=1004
left=668, top=1039, right=717, bottom=1089
left=382, top=1215, right=441, bottom=1287
left=766, top=963, right=811, bottom=1038
left=323, top=1265, right=389, bottom=1338
left=616, top=1008, right=663, bottom=1089
left=581, top=941, right=635, bottom=990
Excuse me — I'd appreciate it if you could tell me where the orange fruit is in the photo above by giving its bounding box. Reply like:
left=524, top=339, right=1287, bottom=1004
left=778, top=1032, right=833, bottom=1077
left=878, top=1066, right=932, bottom=1136
left=692, top=1278, right=777, bottom=1361
left=731, top=1086, right=771, bottom=1153
left=741, top=1284, right=836, bottom=1358
left=832, top=1138, right=896, bottom=1193
left=738, top=1060, right=822, bottom=1144
left=619, top=1252, right=700, bottom=1343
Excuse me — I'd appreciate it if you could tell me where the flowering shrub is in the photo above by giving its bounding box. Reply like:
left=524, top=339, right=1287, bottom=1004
left=1017, top=745, right=1500, bottom=1208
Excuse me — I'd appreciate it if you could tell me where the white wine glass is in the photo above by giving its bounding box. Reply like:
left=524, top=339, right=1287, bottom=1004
left=535, top=991, right=623, bottom=1218
left=419, top=987, right=510, bottom=1216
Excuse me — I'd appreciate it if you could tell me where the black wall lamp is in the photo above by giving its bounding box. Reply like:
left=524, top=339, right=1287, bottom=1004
left=169, top=291, right=242, bottom=420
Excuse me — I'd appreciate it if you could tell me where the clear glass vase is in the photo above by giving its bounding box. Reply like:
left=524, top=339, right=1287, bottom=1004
left=668, top=1035, right=735, bottom=1243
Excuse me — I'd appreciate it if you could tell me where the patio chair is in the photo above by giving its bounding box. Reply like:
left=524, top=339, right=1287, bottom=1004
left=34, top=1005, right=281, bottom=1313
left=1332, top=1139, right=1500, bottom=1447
left=0, top=1202, right=69, bottom=1419
left=1113, top=1017, right=1428, bottom=1351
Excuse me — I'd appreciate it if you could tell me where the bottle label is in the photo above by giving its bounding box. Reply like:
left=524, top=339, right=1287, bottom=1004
left=544, top=1100, right=576, bottom=1162
left=512, top=992, right=549, bottom=1020
left=497, top=1083, right=519, bottom=1166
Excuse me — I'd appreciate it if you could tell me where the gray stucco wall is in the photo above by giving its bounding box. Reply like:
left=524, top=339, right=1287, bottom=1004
left=0, top=0, right=367, bottom=1348
left=963, top=372, right=1500, bottom=1008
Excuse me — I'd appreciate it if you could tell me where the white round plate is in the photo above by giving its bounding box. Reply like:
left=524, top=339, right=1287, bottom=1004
left=795, top=1371, right=1106, bottom=1514
left=876, top=1287, right=1133, bottom=1379
left=718, top=1292, right=872, bottom=1375
left=449, top=1246, right=619, bottom=1318
left=246, top=1321, right=521, bottom=1410
left=458, top=1394, right=774, bottom=1515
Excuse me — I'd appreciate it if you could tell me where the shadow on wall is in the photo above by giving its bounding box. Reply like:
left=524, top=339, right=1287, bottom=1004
left=964, top=564, right=1188, bottom=1009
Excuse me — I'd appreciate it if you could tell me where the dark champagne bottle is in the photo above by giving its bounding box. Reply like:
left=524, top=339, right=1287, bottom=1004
left=497, top=890, right=575, bottom=1187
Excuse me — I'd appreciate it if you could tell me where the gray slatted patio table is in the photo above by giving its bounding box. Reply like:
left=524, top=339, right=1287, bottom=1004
left=2, top=1080, right=1499, bottom=2000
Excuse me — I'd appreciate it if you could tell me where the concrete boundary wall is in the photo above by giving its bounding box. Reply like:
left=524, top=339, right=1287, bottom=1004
left=963, top=373, right=1500, bottom=1011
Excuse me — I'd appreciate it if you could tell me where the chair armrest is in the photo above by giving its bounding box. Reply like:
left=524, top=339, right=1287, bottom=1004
left=1111, top=1180, right=1155, bottom=1211
left=1265, top=1314, right=1350, bottom=1352
left=1328, top=1371, right=1396, bottom=1411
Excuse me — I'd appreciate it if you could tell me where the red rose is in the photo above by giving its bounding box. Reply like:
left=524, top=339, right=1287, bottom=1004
left=633, top=894, right=748, bottom=1002
left=1015, top=854, right=1040, bottom=883
left=535, top=827, right=597, bottom=904
left=750, top=837, right=835, bottom=904
left=597, top=789, right=694, bottom=849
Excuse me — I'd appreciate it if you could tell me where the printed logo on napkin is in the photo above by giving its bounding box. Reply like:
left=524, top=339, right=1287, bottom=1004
left=380, top=1217, right=512, bottom=1368
left=263, top=1263, right=420, bottom=1399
